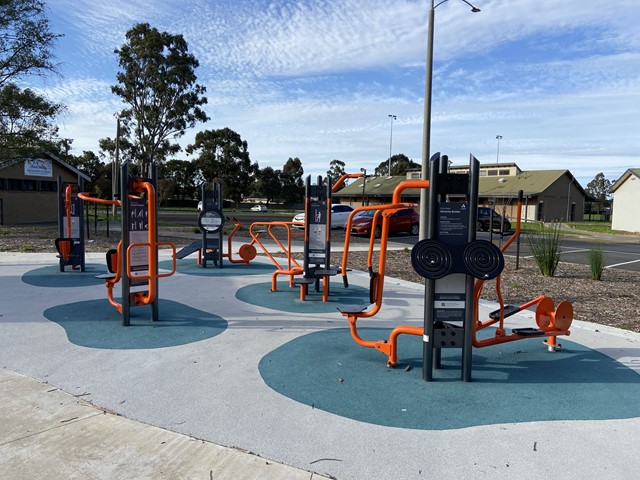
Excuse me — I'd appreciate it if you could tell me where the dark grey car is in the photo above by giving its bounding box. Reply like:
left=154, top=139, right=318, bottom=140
left=477, top=207, right=511, bottom=232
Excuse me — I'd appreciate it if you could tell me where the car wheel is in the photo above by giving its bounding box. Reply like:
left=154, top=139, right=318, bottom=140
left=374, top=225, right=382, bottom=239
left=410, top=223, right=419, bottom=236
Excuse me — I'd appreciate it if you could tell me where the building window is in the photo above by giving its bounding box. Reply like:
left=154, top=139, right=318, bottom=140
left=7, top=178, right=22, bottom=190
left=0, top=178, right=5, bottom=189
left=487, top=170, right=498, bottom=176
left=22, top=179, right=37, bottom=191
left=479, top=171, right=487, bottom=176
left=499, top=169, right=510, bottom=175
left=39, top=180, right=56, bottom=192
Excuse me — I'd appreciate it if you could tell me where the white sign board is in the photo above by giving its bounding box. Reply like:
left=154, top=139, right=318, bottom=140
left=24, top=158, right=53, bottom=177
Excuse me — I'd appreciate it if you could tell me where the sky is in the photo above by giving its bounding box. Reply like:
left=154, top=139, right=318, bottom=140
left=29, top=0, right=640, bottom=188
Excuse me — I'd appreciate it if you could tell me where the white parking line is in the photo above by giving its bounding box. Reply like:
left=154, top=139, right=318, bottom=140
left=605, top=259, right=640, bottom=269
left=559, top=248, right=590, bottom=254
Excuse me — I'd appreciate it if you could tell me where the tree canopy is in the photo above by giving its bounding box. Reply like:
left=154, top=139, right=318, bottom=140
left=111, top=23, right=208, bottom=176
left=374, top=153, right=419, bottom=177
left=186, top=127, right=258, bottom=206
left=586, top=172, right=612, bottom=202
left=280, top=157, right=305, bottom=205
left=327, top=159, right=345, bottom=181
left=0, top=0, right=64, bottom=159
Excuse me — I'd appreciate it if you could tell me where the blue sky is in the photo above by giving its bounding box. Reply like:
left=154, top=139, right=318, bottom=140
left=30, top=0, right=640, bottom=187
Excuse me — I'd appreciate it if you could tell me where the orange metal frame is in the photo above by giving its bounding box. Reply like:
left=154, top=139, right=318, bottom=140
left=223, top=217, right=258, bottom=265
left=338, top=180, right=574, bottom=367
left=472, top=200, right=572, bottom=350
left=249, top=221, right=304, bottom=292
left=78, top=181, right=176, bottom=314
left=55, top=184, right=77, bottom=264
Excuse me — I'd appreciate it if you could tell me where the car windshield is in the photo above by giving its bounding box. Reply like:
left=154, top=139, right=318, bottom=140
left=355, top=210, right=376, bottom=218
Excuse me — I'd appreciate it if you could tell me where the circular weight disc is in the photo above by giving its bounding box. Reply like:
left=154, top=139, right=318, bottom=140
left=238, top=244, right=257, bottom=261
left=553, top=300, right=573, bottom=330
left=198, top=208, right=224, bottom=233
left=411, top=240, right=452, bottom=280
left=463, top=240, right=504, bottom=280
left=535, top=296, right=556, bottom=330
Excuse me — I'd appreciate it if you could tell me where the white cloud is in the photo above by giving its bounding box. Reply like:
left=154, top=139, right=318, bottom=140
left=36, top=0, right=640, bottom=187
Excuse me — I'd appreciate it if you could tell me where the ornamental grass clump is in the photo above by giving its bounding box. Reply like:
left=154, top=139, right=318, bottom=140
left=588, top=245, right=604, bottom=280
left=526, top=222, right=563, bottom=277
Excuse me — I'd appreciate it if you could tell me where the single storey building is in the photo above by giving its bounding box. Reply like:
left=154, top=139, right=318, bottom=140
left=0, top=152, right=90, bottom=225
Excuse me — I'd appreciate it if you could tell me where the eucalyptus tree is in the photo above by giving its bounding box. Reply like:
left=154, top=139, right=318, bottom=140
left=186, top=127, right=258, bottom=207
left=279, top=157, right=304, bottom=205
left=255, top=166, right=281, bottom=206
left=0, top=0, right=65, bottom=159
left=110, top=23, right=208, bottom=176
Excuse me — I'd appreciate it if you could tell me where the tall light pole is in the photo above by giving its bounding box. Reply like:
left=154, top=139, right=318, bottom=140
left=496, top=134, right=503, bottom=163
left=360, top=168, right=367, bottom=206
left=419, top=0, right=481, bottom=240
left=388, top=114, right=397, bottom=177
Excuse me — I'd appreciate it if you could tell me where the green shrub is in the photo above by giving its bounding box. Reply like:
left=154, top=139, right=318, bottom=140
left=588, top=246, right=604, bottom=280
left=525, top=223, right=562, bottom=276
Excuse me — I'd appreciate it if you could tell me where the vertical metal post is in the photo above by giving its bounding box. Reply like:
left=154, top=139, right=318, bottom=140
left=423, top=152, right=440, bottom=381
left=462, top=155, right=480, bottom=382
left=78, top=177, right=86, bottom=272
left=151, top=164, right=159, bottom=322
left=120, top=162, right=131, bottom=326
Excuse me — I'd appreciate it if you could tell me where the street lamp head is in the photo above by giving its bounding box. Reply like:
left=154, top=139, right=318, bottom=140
left=360, top=167, right=366, bottom=175
left=459, top=0, right=481, bottom=12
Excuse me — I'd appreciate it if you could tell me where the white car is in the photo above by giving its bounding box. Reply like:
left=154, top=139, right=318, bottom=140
left=197, top=200, right=203, bottom=211
left=292, top=203, right=355, bottom=229
left=251, top=204, right=268, bottom=212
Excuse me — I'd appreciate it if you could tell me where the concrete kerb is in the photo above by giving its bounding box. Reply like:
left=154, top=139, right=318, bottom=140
left=0, top=368, right=329, bottom=480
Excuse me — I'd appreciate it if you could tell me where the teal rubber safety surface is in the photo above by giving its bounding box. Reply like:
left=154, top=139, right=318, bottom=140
left=159, top=258, right=275, bottom=276
left=22, top=264, right=105, bottom=287
left=235, top=280, right=370, bottom=314
left=259, top=327, right=640, bottom=430
left=43, top=299, right=227, bottom=350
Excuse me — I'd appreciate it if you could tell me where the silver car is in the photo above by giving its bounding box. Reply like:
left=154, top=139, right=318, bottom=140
left=292, top=203, right=355, bottom=228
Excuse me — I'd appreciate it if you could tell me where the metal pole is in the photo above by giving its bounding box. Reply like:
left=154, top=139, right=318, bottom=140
left=419, top=2, right=435, bottom=241
left=496, top=135, right=502, bottom=163
left=112, top=118, right=120, bottom=218
left=419, top=0, right=480, bottom=239
left=388, top=114, right=396, bottom=177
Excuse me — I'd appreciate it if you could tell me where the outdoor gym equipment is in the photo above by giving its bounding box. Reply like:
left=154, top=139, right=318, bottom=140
left=224, top=216, right=257, bottom=265
left=55, top=176, right=85, bottom=271
left=176, top=182, right=225, bottom=268
left=338, top=153, right=573, bottom=381
left=78, top=163, right=176, bottom=325
left=175, top=183, right=258, bottom=267
left=254, top=172, right=363, bottom=301
left=472, top=191, right=573, bottom=352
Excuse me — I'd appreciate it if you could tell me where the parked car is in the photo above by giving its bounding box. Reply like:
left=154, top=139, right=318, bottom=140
left=197, top=200, right=203, bottom=211
left=251, top=204, right=268, bottom=212
left=350, top=208, right=420, bottom=239
left=292, top=203, right=355, bottom=228
left=477, top=207, right=511, bottom=232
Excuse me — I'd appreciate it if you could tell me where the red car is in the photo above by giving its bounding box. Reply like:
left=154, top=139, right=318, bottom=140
left=349, top=208, right=420, bottom=238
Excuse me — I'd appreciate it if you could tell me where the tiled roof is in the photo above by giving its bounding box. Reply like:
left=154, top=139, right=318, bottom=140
left=334, top=169, right=584, bottom=198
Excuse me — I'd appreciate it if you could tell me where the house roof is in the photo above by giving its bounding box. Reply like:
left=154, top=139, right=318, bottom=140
left=334, top=175, right=409, bottom=198
left=0, top=151, right=91, bottom=182
left=334, top=169, right=587, bottom=199
left=610, top=168, right=640, bottom=193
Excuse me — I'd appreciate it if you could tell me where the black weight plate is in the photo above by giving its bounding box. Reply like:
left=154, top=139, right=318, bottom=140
left=463, top=240, right=504, bottom=280
left=411, top=240, right=452, bottom=280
